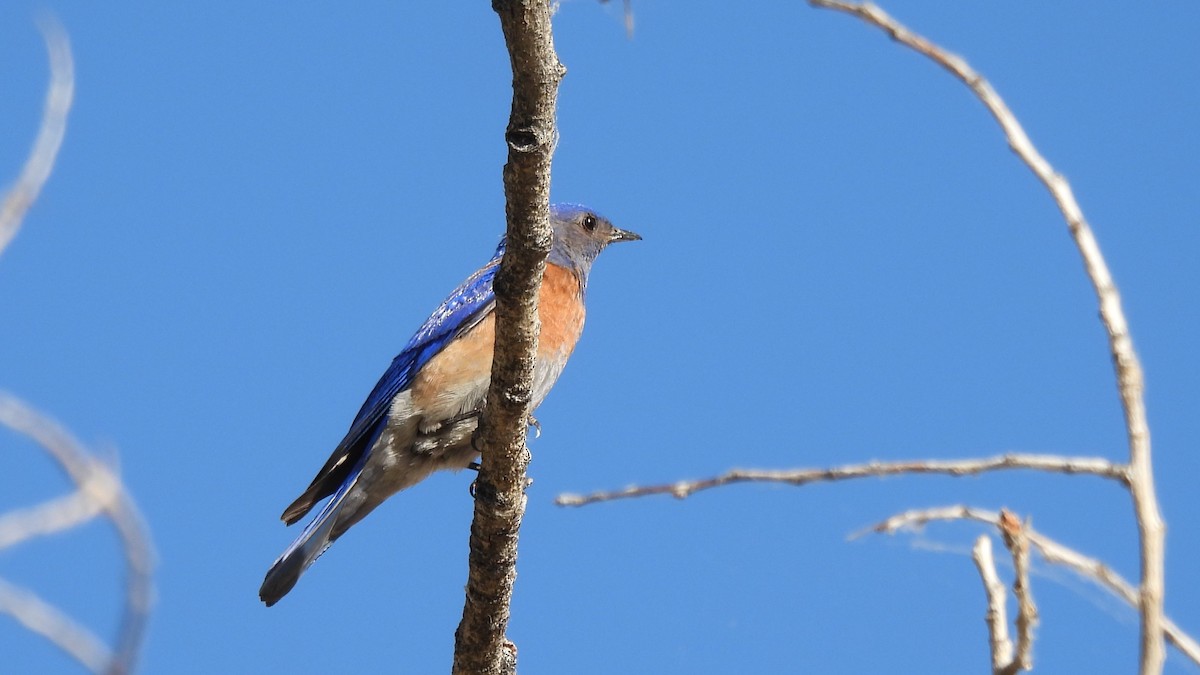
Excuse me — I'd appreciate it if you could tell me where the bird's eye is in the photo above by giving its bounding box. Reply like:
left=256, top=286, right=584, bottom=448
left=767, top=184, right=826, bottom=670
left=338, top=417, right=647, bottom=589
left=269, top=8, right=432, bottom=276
left=582, top=214, right=597, bottom=232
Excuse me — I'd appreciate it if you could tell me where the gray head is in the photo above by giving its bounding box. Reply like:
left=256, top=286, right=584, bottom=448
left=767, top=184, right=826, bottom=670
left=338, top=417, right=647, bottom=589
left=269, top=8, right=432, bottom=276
left=547, top=203, right=641, bottom=284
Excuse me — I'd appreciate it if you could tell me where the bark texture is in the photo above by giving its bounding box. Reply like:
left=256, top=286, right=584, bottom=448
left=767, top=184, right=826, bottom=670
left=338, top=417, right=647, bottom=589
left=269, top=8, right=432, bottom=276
left=452, top=2, right=564, bottom=673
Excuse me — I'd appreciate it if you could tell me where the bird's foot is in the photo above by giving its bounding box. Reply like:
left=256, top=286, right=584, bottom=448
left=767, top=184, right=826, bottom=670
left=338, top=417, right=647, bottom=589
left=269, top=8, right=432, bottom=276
left=465, top=463, right=533, bottom=496
left=467, top=461, right=481, bottom=497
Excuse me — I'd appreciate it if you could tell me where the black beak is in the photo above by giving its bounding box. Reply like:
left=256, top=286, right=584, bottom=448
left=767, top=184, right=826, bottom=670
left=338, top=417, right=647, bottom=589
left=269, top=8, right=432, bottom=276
left=609, top=227, right=642, bottom=243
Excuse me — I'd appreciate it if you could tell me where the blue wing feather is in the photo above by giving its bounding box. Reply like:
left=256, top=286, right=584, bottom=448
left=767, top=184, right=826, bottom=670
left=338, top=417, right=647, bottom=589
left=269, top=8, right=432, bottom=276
left=347, top=246, right=503, bottom=439
left=280, top=239, right=504, bottom=524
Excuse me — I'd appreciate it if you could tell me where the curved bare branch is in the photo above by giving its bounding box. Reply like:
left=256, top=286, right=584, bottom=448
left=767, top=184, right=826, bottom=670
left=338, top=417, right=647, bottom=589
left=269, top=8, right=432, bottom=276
left=0, top=576, right=111, bottom=674
left=0, top=491, right=103, bottom=550
left=861, top=505, right=1197, bottom=667
left=0, top=394, right=156, bottom=675
left=0, top=17, right=74, bottom=257
left=807, top=3, right=1165, bottom=671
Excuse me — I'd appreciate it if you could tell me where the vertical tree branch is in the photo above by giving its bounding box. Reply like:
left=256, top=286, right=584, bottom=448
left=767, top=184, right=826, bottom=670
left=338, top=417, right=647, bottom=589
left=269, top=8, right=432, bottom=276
left=972, top=535, right=1014, bottom=674
left=452, top=2, right=564, bottom=673
left=808, top=3, right=1166, bottom=671
left=999, top=511, right=1037, bottom=673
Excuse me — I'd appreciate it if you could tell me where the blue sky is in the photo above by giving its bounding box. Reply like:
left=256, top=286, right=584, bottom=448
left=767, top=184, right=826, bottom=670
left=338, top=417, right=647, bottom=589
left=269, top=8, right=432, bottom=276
left=2, top=2, right=1198, bottom=673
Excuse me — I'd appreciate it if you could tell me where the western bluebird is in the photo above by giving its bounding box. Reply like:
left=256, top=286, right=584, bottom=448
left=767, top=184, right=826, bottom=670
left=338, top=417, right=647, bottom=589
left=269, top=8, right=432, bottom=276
left=259, top=204, right=640, bottom=606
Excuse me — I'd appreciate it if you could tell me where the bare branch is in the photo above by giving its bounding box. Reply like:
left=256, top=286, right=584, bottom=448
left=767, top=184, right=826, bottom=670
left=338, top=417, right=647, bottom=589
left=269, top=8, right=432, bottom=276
left=0, top=17, right=74, bottom=258
left=972, top=535, right=1013, bottom=673
left=1030, top=528, right=1200, bottom=667
left=860, top=505, right=1198, bottom=667
left=0, top=576, right=111, bottom=674
left=599, top=0, right=636, bottom=38
left=0, top=20, right=153, bottom=674
left=453, top=1, right=564, bottom=673
left=998, top=511, right=1037, bottom=673
left=556, top=453, right=1125, bottom=507
left=853, top=504, right=996, bottom=539
left=0, top=491, right=102, bottom=551
left=808, top=2, right=1165, bottom=671
left=0, top=394, right=155, bottom=675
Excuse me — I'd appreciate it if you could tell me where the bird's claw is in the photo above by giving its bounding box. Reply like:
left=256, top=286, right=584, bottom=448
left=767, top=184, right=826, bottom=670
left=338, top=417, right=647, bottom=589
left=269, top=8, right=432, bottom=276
left=467, top=461, right=481, bottom=497
left=466, top=417, right=537, bottom=497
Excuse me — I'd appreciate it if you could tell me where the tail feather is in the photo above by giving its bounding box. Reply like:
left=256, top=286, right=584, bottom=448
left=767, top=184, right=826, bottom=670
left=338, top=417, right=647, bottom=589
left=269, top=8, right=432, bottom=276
left=280, top=432, right=378, bottom=525
left=259, top=469, right=360, bottom=607
left=281, top=482, right=326, bottom=526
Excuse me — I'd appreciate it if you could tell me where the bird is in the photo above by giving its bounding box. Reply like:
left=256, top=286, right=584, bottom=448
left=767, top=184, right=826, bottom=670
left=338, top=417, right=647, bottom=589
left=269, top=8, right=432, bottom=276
left=259, top=204, right=640, bottom=606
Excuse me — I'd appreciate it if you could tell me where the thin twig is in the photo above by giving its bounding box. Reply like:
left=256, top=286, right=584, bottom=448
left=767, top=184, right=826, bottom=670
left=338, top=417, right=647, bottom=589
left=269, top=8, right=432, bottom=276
left=998, top=510, right=1037, bottom=673
left=1031, top=530, right=1200, bottom=667
left=0, top=394, right=156, bottom=675
left=0, top=17, right=74, bottom=258
left=555, top=453, right=1126, bottom=506
left=603, top=0, right=635, bottom=38
left=807, top=2, right=1165, bottom=671
left=0, top=491, right=103, bottom=551
left=972, top=535, right=1013, bottom=673
left=859, top=505, right=1198, bottom=667
left=852, top=504, right=995, bottom=539
left=0, top=576, right=112, bottom=674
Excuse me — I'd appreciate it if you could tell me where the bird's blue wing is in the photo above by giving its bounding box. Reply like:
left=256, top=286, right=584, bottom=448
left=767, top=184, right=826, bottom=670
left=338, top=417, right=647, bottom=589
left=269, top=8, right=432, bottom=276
left=280, top=241, right=504, bottom=524
left=348, top=251, right=502, bottom=436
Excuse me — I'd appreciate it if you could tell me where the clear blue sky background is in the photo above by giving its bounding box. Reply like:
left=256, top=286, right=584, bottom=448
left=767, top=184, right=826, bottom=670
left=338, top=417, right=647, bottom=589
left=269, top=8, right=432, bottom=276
left=1, top=2, right=1198, bottom=673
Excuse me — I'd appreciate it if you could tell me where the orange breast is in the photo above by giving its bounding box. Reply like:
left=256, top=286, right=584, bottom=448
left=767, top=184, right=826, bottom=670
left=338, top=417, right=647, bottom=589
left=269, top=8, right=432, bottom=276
left=538, top=264, right=586, bottom=358
left=409, top=264, right=584, bottom=418
left=409, top=313, right=497, bottom=418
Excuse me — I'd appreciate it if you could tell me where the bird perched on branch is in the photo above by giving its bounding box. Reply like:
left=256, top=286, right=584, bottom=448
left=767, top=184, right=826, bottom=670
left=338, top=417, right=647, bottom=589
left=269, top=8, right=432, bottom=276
left=260, top=204, right=640, bottom=606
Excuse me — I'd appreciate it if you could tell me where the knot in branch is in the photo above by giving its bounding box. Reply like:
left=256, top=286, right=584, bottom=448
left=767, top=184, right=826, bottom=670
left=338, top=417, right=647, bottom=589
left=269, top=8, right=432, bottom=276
left=505, top=125, right=553, bottom=153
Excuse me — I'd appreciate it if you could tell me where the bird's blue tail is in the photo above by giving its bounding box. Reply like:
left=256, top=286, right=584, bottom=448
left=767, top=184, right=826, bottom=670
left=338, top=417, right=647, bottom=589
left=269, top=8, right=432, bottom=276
left=259, top=459, right=365, bottom=607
